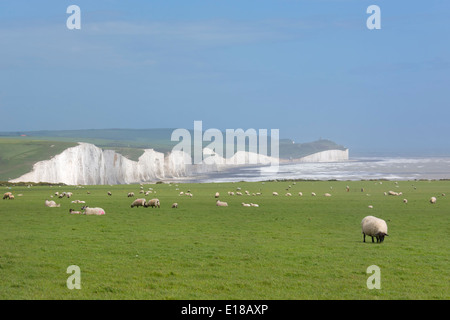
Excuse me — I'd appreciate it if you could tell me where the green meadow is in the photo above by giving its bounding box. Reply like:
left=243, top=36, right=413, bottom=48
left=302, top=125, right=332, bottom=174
left=0, top=180, right=448, bottom=300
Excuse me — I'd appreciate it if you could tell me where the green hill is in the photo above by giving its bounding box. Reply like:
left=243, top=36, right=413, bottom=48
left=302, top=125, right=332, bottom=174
left=0, top=139, right=78, bottom=181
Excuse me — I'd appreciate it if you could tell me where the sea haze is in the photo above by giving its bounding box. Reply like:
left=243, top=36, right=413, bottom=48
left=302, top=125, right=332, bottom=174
left=187, top=157, right=450, bottom=183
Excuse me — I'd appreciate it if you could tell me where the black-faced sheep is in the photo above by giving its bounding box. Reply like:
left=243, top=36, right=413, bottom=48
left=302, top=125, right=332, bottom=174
left=361, top=215, right=388, bottom=243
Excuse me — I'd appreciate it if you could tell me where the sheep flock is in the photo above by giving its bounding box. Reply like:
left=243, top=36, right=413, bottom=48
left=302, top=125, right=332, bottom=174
left=2, top=181, right=447, bottom=245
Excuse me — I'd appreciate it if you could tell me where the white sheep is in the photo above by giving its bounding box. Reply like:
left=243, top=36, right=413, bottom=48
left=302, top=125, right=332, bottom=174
left=272, top=192, right=279, bottom=196
left=403, top=199, right=408, bottom=204
left=69, top=208, right=82, bottom=215
left=127, top=192, right=135, bottom=198
left=71, top=200, right=85, bottom=204
left=361, top=215, right=388, bottom=243
left=250, top=203, right=259, bottom=207
left=430, top=197, right=437, bottom=204
left=131, top=198, right=147, bottom=208
left=146, top=198, right=161, bottom=208
left=216, top=200, right=228, bottom=207
left=324, top=193, right=332, bottom=197
left=311, top=192, right=316, bottom=196
left=242, top=202, right=251, bottom=207
left=82, top=206, right=105, bottom=216
left=45, top=200, right=60, bottom=207
left=107, top=191, right=112, bottom=196
left=298, top=192, right=303, bottom=196
left=285, top=192, right=292, bottom=196
left=171, top=203, right=178, bottom=208
left=215, top=192, right=220, bottom=198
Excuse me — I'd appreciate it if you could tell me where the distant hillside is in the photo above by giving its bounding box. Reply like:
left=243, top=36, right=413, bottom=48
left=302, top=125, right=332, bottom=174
left=0, top=129, right=348, bottom=181
left=0, top=139, right=78, bottom=181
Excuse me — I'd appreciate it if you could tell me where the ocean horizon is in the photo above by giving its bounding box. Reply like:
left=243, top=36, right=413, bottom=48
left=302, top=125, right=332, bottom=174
left=184, top=156, right=450, bottom=183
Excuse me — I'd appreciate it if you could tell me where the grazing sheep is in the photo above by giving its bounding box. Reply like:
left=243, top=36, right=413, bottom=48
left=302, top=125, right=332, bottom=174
left=8, top=195, right=15, bottom=200
left=324, top=193, right=332, bottom=197
left=45, top=200, right=60, bottom=207
left=242, top=202, right=251, bottom=207
left=215, top=192, right=220, bottom=198
left=236, top=192, right=243, bottom=196
left=430, top=197, right=437, bottom=204
left=69, top=208, right=82, bottom=215
left=81, top=206, right=105, bottom=215
left=171, top=203, right=178, bottom=208
left=66, top=192, right=73, bottom=198
left=2, top=192, right=13, bottom=199
left=131, top=198, right=147, bottom=208
left=107, top=191, right=112, bottom=196
left=216, top=200, right=228, bottom=207
left=388, top=191, right=400, bottom=196
left=272, top=192, right=279, bottom=196
left=368, top=205, right=373, bottom=209
left=127, top=192, right=135, bottom=198
left=311, top=192, right=316, bottom=196
left=298, top=192, right=303, bottom=196
left=179, top=191, right=184, bottom=196
left=146, top=199, right=161, bottom=208
left=285, top=193, right=292, bottom=196
left=361, top=216, right=388, bottom=243
left=403, top=199, right=408, bottom=204
left=250, top=203, right=259, bottom=207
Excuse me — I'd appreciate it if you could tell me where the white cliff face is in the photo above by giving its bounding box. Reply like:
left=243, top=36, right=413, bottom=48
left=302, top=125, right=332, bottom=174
left=9, top=143, right=221, bottom=185
left=9, top=143, right=349, bottom=185
left=293, top=149, right=349, bottom=163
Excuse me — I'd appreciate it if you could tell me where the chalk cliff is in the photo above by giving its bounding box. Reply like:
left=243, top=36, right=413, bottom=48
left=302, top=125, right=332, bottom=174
left=9, top=143, right=348, bottom=185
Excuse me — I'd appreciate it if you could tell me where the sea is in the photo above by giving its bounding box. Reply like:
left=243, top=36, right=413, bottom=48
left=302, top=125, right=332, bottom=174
left=186, top=157, right=450, bottom=183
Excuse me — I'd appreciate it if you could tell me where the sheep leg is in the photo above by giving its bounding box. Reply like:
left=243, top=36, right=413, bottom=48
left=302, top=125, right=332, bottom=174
left=363, top=233, right=366, bottom=242
left=371, top=236, right=374, bottom=243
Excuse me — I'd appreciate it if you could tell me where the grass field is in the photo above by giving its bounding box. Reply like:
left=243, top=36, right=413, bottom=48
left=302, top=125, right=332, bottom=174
left=0, top=180, right=448, bottom=300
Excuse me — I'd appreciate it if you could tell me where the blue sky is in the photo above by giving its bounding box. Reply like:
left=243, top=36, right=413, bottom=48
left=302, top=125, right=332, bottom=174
left=0, top=1, right=449, bottom=156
